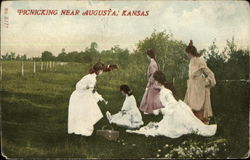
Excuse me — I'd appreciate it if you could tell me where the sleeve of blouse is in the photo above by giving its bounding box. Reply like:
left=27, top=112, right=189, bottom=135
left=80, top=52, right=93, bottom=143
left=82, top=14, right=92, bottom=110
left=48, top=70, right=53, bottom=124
left=76, top=76, right=88, bottom=90
left=93, top=92, right=104, bottom=102
left=76, top=75, right=96, bottom=91
left=146, top=62, right=158, bottom=88
left=198, top=59, right=216, bottom=87
left=149, top=62, right=158, bottom=75
left=126, top=98, right=138, bottom=114
left=160, top=92, right=170, bottom=115
left=202, top=67, right=216, bottom=87
left=121, top=98, right=131, bottom=111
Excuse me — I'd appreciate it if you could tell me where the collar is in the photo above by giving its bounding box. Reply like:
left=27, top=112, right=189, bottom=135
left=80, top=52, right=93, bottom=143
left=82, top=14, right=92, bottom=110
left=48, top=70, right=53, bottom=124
left=90, top=73, right=97, bottom=77
left=190, top=56, right=197, bottom=61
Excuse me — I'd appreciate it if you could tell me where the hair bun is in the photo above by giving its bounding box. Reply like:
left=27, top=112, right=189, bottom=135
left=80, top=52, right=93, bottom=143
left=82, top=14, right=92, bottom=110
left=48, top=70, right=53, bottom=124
left=189, top=40, right=193, bottom=46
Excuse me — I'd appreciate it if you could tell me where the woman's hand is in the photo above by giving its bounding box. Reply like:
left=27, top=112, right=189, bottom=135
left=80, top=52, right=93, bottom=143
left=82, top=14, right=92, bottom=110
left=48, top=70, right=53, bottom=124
left=104, top=100, right=108, bottom=105
left=205, top=78, right=211, bottom=88
left=121, top=110, right=126, bottom=116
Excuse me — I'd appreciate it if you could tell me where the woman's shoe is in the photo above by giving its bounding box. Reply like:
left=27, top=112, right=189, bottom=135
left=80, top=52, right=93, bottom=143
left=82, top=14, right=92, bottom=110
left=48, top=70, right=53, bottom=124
left=106, top=111, right=112, bottom=123
left=153, top=109, right=160, bottom=116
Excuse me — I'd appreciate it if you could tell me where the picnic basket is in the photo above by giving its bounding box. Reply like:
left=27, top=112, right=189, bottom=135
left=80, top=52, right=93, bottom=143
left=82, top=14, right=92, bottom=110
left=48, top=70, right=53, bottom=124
left=96, top=125, right=119, bottom=141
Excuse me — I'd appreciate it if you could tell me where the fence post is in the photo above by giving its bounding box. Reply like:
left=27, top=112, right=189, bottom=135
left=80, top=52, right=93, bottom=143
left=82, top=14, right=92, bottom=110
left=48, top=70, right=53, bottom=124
left=52, top=61, right=55, bottom=71
left=41, top=61, right=43, bottom=71
left=173, top=77, right=175, bottom=86
left=46, top=61, right=49, bottom=70
left=54, top=61, right=57, bottom=71
left=0, top=61, right=2, bottom=81
left=50, top=61, right=52, bottom=70
left=21, top=61, right=24, bottom=76
left=33, top=61, right=36, bottom=74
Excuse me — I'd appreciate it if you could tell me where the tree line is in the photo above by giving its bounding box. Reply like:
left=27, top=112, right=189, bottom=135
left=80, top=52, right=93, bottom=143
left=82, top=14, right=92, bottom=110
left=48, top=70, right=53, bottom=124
left=1, top=31, right=249, bottom=80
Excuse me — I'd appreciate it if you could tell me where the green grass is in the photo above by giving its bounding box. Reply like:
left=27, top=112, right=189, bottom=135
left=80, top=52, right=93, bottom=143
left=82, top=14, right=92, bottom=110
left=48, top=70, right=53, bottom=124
left=1, top=61, right=249, bottom=158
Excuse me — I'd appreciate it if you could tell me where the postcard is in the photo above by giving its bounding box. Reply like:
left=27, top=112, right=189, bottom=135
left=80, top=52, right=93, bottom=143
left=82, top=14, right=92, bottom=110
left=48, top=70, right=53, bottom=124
left=1, top=0, right=249, bottom=159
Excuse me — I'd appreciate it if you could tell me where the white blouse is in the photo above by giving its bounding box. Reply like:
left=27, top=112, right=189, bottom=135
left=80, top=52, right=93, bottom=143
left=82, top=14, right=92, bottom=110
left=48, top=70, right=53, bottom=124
left=121, top=95, right=138, bottom=114
left=75, top=73, right=103, bottom=102
left=159, top=86, right=178, bottom=115
left=76, top=73, right=96, bottom=92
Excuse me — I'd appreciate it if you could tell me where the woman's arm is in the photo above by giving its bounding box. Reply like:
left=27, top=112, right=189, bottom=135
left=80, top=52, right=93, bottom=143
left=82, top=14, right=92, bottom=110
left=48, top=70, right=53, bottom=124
left=202, top=67, right=216, bottom=87
left=76, top=77, right=89, bottom=90
left=93, top=92, right=104, bottom=101
left=146, top=62, right=158, bottom=88
left=121, top=98, right=132, bottom=113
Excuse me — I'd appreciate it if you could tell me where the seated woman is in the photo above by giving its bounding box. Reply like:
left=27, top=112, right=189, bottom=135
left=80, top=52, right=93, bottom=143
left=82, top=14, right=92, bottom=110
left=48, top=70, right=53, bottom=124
left=126, top=71, right=217, bottom=138
left=106, top=85, right=144, bottom=129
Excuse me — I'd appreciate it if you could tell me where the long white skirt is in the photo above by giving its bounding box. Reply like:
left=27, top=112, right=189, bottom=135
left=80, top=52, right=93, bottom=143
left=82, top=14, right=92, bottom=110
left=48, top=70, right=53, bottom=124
left=110, top=111, right=144, bottom=129
left=68, top=90, right=103, bottom=136
left=126, top=101, right=217, bottom=138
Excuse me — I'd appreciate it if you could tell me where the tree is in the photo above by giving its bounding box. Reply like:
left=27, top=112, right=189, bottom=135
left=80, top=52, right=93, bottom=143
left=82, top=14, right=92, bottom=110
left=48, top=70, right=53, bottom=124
left=84, top=42, right=100, bottom=62
left=21, top=54, right=27, bottom=61
left=66, top=51, right=79, bottom=62
left=204, top=40, right=226, bottom=80
left=86, top=42, right=99, bottom=55
left=16, top=54, right=21, bottom=60
left=10, top=52, right=16, bottom=60
left=226, top=49, right=249, bottom=80
left=57, top=48, right=67, bottom=61
left=135, top=31, right=188, bottom=80
left=116, top=47, right=129, bottom=68
left=205, top=38, right=249, bottom=80
left=226, top=37, right=237, bottom=54
left=2, top=53, right=8, bottom=60
left=41, top=51, right=54, bottom=61
left=32, top=57, right=41, bottom=61
left=90, top=42, right=98, bottom=51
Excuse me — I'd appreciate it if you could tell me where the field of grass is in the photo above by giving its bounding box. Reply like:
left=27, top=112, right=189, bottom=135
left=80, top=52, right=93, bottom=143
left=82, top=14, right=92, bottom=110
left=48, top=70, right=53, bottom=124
left=1, top=61, right=249, bottom=158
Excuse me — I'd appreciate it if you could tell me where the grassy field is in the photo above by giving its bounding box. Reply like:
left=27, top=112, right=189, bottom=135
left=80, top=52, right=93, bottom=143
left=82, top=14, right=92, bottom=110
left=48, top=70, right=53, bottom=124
left=1, top=61, right=249, bottom=158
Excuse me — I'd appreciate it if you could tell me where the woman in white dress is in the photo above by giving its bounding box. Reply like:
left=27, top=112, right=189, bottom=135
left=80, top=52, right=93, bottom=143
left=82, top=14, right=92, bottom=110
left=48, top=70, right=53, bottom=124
left=127, top=71, right=217, bottom=138
left=68, top=62, right=108, bottom=136
left=106, top=85, right=144, bottom=129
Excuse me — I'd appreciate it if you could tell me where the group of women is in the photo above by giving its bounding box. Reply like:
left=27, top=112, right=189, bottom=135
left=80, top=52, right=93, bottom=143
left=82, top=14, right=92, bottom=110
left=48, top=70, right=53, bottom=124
left=67, top=40, right=217, bottom=138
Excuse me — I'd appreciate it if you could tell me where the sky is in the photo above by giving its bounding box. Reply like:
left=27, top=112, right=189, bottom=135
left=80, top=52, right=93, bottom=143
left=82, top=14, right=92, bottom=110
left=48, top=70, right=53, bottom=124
left=1, top=0, right=250, bottom=57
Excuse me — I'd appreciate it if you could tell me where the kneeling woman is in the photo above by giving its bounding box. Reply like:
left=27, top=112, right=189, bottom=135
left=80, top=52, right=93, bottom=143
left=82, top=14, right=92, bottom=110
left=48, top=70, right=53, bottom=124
left=127, top=71, right=217, bottom=138
left=68, top=62, right=108, bottom=136
left=106, top=85, right=144, bottom=129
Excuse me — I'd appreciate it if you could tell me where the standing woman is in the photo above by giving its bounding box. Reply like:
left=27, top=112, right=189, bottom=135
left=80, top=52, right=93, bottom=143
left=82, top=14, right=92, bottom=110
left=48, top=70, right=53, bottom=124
left=184, top=40, right=216, bottom=124
left=68, top=62, right=107, bottom=136
left=140, top=49, right=163, bottom=115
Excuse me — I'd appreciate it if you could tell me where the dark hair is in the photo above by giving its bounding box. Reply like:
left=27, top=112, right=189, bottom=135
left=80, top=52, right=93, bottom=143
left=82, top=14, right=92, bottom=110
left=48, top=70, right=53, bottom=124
left=147, top=49, right=156, bottom=59
left=146, top=49, right=160, bottom=70
left=153, top=71, right=178, bottom=100
left=103, top=64, right=118, bottom=72
left=120, top=85, right=133, bottom=96
left=89, top=62, right=105, bottom=74
left=185, top=40, right=202, bottom=57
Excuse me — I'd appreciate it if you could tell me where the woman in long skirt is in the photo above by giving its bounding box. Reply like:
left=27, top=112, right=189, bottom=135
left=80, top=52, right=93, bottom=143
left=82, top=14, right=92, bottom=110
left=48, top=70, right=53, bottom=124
left=140, top=49, right=163, bottom=115
left=184, top=40, right=216, bottom=124
left=68, top=62, right=107, bottom=136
